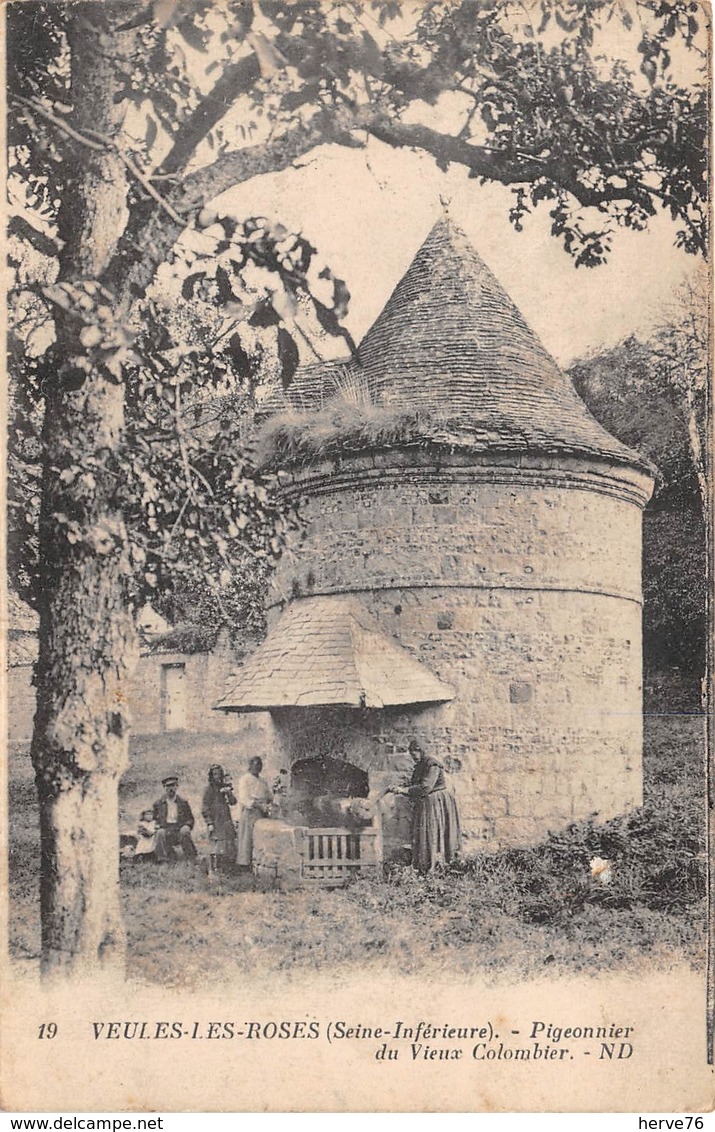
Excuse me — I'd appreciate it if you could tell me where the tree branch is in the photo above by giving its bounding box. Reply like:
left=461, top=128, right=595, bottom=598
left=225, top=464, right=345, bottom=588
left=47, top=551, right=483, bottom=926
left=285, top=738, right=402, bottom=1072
left=107, top=102, right=675, bottom=305
left=13, top=93, right=106, bottom=152
left=8, top=214, right=63, bottom=259
left=158, top=52, right=262, bottom=176
left=13, top=95, right=186, bottom=232
left=175, top=105, right=371, bottom=211
left=364, top=117, right=646, bottom=211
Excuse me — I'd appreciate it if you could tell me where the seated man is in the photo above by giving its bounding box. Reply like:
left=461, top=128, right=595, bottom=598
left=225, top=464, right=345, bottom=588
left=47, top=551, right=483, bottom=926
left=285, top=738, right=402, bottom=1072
left=152, top=773, right=197, bottom=863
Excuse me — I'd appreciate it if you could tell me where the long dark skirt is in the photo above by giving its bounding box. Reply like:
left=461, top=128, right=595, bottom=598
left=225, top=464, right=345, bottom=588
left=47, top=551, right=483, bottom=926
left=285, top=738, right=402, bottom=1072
left=411, top=789, right=461, bottom=873
left=212, top=821, right=237, bottom=867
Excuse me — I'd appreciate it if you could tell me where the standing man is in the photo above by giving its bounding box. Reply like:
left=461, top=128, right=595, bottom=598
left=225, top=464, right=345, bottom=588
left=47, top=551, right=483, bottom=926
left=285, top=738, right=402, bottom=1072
left=153, top=773, right=197, bottom=863
left=236, top=757, right=273, bottom=870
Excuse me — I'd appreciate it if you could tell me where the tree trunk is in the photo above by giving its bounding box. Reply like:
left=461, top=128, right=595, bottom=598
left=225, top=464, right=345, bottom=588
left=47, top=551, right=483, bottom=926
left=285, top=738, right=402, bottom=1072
left=38, top=757, right=129, bottom=976
left=30, top=2, right=146, bottom=978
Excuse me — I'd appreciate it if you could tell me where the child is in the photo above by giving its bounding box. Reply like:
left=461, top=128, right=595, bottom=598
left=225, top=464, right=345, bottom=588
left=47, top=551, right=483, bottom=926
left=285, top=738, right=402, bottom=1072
left=134, top=808, right=157, bottom=862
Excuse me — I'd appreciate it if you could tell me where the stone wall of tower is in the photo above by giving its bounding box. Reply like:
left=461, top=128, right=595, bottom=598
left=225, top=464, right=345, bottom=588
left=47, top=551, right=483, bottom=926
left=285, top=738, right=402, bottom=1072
left=268, top=450, right=654, bottom=849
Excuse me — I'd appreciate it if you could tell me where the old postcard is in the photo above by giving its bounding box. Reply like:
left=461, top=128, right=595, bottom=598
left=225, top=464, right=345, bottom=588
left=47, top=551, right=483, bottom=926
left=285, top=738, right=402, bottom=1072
left=3, top=0, right=713, bottom=1114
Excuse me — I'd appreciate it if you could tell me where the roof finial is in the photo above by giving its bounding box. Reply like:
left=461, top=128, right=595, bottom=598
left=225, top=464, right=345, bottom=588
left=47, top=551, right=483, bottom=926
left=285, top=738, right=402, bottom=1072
left=439, top=193, right=452, bottom=218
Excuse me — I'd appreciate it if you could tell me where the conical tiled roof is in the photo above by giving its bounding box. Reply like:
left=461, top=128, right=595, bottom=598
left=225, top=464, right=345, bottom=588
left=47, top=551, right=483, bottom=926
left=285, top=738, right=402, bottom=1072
left=264, top=219, right=651, bottom=471
left=355, top=218, right=645, bottom=463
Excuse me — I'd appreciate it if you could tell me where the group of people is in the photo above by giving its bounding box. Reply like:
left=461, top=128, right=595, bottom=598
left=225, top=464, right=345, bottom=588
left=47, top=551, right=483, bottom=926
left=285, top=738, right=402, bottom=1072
left=133, top=757, right=272, bottom=872
left=130, top=738, right=461, bottom=876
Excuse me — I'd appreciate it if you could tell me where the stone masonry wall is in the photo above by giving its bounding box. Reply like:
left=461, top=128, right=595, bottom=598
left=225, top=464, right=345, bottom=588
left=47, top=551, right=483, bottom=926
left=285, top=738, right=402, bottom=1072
left=128, top=649, right=239, bottom=735
left=264, top=452, right=652, bottom=849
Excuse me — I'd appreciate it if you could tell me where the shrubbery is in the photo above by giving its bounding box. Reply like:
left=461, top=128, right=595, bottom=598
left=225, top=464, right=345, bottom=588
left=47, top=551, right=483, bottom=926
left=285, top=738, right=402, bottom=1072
left=349, top=796, right=705, bottom=932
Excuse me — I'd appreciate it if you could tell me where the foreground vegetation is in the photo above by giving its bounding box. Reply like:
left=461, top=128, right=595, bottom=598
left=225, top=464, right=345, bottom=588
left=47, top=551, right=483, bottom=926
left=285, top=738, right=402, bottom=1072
left=9, top=710, right=706, bottom=987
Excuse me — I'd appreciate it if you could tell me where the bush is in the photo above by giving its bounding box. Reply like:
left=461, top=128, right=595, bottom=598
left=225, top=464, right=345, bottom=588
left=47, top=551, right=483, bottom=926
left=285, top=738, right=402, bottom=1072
left=492, top=800, right=706, bottom=923
left=347, top=795, right=705, bottom=932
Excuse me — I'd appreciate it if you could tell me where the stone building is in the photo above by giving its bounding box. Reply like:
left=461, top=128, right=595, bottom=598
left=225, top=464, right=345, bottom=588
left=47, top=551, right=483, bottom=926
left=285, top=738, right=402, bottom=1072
left=218, top=218, right=655, bottom=853
left=7, top=600, right=243, bottom=743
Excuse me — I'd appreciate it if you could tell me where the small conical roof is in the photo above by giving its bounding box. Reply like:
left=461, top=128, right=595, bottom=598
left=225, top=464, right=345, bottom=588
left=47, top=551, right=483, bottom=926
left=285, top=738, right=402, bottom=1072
left=216, top=595, right=454, bottom=712
left=355, top=218, right=642, bottom=463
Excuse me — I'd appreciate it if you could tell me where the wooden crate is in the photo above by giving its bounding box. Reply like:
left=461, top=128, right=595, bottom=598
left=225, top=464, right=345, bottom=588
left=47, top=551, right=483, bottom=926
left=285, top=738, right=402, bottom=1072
left=298, top=826, right=381, bottom=886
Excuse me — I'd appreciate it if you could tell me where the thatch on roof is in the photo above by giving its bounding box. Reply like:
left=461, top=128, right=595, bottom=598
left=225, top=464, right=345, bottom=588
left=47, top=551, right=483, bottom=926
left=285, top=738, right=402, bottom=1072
left=256, top=399, right=425, bottom=468
left=148, top=622, right=219, bottom=655
left=257, top=219, right=652, bottom=475
left=216, top=595, right=454, bottom=712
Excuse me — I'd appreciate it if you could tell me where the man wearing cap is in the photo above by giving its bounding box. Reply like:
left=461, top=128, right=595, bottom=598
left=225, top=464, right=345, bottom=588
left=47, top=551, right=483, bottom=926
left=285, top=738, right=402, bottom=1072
left=152, top=773, right=197, bottom=863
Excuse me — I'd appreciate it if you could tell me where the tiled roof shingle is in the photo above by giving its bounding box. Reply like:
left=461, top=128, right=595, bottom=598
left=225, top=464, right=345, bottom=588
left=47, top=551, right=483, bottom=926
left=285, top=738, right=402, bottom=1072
left=216, top=595, right=454, bottom=712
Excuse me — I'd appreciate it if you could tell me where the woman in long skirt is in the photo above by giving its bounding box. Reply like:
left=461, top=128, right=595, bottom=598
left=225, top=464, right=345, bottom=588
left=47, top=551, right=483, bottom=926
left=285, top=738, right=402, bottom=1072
left=391, top=739, right=461, bottom=872
left=202, top=764, right=237, bottom=872
left=236, top=756, right=273, bottom=869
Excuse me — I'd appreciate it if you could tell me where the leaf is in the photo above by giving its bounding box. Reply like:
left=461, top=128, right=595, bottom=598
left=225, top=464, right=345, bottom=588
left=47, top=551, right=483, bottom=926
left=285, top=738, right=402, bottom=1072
left=217, top=215, right=238, bottom=241
left=227, top=334, right=263, bottom=383
left=282, top=82, right=322, bottom=112
left=181, top=272, right=203, bottom=300
left=177, top=16, right=208, bottom=52
left=333, top=278, right=350, bottom=319
left=640, top=57, right=657, bottom=84
left=79, top=325, right=104, bottom=349
left=42, top=283, right=73, bottom=311
left=554, top=10, right=577, bottom=31
left=249, top=301, right=281, bottom=328
left=314, top=300, right=341, bottom=337
left=145, top=114, right=158, bottom=152
left=360, top=31, right=384, bottom=76
left=215, top=265, right=235, bottom=304
left=270, top=288, right=298, bottom=322
left=276, top=327, right=300, bottom=387
left=294, top=237, right=315, bottom=273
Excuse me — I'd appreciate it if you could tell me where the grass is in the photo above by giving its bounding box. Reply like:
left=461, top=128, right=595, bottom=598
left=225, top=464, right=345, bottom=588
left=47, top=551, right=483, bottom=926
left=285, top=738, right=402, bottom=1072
left=256, top=398, right=430, bottom=469
left=8, top=711, right=706, bottom=987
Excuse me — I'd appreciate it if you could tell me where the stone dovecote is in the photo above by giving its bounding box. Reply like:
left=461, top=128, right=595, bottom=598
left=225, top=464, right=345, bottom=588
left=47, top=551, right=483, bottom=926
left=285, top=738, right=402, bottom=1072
left=219, top=219, right=655, bottom=851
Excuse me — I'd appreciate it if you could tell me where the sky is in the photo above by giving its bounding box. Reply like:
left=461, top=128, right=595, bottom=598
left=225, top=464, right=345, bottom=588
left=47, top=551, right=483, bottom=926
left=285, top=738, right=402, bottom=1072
left=218, top=135, right=698, bottom=369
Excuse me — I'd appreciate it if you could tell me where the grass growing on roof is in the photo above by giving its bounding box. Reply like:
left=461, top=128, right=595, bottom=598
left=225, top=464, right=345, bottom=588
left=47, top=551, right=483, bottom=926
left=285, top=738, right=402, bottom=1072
left=256, top=396, right=429, bottom=469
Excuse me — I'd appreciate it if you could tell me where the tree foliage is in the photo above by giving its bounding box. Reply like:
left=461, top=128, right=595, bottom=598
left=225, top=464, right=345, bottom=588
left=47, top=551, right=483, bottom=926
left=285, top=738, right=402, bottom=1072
left=8, top=0, right=709, bottom=626
left=569, top=272, right=710, bottom=674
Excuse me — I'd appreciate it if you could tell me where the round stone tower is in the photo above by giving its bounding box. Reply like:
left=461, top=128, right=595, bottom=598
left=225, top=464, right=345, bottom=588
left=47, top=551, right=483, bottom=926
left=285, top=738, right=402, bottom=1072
left=221, top=219, right=655, bottom=850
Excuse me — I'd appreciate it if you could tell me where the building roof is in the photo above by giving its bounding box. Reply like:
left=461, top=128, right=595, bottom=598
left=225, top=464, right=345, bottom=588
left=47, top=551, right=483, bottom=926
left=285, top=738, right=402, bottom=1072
left=6, top=593, right=39, bottom=667
left=147, top=621, right=218, bottom=655
left=263, top=218, right=650, bottom=471
left=216, top=595, right=454, bottom=712
left=7, top=592, right=39, bottom=632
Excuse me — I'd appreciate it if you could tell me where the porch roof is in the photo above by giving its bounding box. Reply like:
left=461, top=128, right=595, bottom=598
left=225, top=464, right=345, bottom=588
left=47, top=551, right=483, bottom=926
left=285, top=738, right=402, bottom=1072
left=215, top=595, right=454, bottom=712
